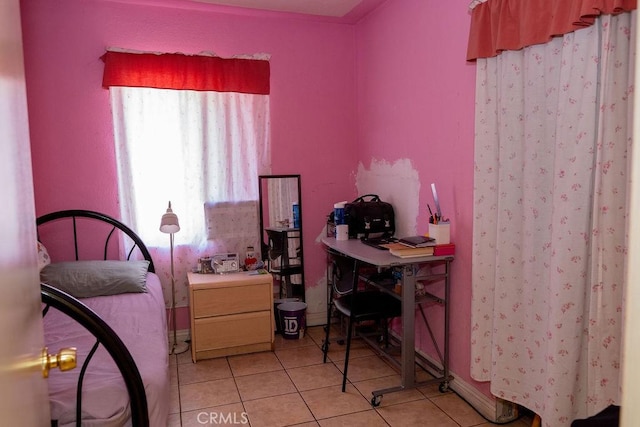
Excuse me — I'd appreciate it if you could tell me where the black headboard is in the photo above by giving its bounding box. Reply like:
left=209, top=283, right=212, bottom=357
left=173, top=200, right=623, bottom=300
left=36, top=209, right=155, bottom=273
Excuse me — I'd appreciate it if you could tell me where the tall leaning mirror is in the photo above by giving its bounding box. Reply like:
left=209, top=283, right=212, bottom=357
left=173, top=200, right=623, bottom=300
left=258, top=174, right=304, bottom=301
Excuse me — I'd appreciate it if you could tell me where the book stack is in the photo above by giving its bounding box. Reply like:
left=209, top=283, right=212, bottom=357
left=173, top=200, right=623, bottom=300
left=385, top=235, right=436, bottom=258
left=390, top=245, right=435, bottom=258
left=383, top=237, right=455, bottom=259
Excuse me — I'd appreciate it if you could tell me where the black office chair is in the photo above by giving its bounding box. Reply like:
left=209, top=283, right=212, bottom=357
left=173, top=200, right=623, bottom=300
left=322, top=252, right=401, bottom=392
left=265, top=228, right=303, bottom=298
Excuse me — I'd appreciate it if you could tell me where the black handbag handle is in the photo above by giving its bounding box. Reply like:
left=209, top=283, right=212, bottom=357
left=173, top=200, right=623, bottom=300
left=352, top=194, right=380, bottom=203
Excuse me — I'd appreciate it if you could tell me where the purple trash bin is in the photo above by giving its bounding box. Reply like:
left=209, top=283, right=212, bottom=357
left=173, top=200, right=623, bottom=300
left=274, top=298, right=300, bottom=334
left=277, top=301, right=307, bottom=339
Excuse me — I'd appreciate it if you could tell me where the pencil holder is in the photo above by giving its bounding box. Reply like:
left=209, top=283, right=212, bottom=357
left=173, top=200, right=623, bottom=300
left=428, top=223, right=450, bottom=245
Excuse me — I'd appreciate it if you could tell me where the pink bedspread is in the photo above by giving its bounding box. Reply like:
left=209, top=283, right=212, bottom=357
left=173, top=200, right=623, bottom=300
left=44, top=273, right=169, bottom=426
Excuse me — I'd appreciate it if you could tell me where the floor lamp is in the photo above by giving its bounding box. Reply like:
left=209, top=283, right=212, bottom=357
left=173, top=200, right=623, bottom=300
left=160, top=201, right=189, bottom=355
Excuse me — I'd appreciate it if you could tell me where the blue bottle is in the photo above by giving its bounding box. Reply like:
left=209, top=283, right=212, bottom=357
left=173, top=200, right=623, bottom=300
left=292, top=203, right=300, bottom=229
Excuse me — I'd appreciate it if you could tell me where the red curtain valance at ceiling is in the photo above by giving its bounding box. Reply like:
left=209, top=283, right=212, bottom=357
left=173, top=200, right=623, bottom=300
left=101, top=51, right=270, bottom=95
left=466, top=0, right=637, bottom=60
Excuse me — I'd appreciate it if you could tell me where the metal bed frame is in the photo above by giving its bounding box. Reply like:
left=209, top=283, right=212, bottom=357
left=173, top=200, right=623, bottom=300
left=37, top=209, right=154, bottom=427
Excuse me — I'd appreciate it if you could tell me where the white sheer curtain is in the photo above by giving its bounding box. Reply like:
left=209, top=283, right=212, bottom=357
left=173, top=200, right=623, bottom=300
left=471, top=12, right=635, bottom=426
left=110, top=86, right=270, bottom=307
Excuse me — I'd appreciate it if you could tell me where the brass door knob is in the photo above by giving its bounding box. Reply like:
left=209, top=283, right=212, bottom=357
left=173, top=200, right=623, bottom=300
left=42, top=347, right=77, bottom=378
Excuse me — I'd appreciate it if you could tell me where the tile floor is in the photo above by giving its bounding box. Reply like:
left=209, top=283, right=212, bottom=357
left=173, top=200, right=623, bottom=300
left=168, top=326, right=533, bottom=427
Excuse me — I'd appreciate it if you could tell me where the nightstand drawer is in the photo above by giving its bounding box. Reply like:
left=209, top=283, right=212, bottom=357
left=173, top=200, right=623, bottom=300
left=194, top=310, right=272, bottom=351
left=188, top=271, right=274, bottom=362
left=193, top=282, right=271, bottom=317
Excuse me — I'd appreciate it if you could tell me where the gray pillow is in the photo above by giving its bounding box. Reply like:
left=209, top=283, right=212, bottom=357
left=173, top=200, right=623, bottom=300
left=41, top=260, right=150, bottom=298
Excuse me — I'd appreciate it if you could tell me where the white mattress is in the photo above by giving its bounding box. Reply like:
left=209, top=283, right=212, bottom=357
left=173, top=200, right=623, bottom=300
left=44, top=272, right=169, bottom=426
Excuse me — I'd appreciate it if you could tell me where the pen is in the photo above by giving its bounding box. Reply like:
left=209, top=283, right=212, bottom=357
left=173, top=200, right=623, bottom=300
left=428, top=204, right=434, bottom=224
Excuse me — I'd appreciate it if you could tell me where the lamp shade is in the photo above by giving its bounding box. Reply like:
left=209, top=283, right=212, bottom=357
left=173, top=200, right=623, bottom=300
left=160, top=201, right=180, bottom=234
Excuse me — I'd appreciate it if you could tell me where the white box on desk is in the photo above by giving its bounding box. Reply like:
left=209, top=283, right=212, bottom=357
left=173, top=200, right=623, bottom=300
left=428, top=223, right=450, bottom=245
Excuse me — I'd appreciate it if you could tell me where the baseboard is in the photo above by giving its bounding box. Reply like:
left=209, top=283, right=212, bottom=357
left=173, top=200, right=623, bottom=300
left=383, top=330, right=518, bottom=423
left=413, top=346, right=519, bottom=423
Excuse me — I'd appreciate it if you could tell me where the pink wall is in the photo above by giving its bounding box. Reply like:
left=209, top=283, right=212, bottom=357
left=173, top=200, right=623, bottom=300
left=355, top=0, right=484, bottom=394
left=22, top=0, right=488, bottom=397
left=22, top=0, right=358, bottom=296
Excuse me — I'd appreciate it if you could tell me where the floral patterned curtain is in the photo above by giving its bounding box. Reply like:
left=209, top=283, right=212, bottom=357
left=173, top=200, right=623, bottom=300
left=471, top=11, right=635, bottom=426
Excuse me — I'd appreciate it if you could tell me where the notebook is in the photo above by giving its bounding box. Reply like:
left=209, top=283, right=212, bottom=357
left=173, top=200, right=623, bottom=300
left=397, top=235, right=436, bottom=248
left=360, top=236, right=398, bottom=250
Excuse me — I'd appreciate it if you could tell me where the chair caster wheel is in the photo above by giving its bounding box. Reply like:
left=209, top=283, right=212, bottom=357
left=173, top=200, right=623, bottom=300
left=371, top=395, right=382, bottom=407
left=439, top=381, right=449, bottom=393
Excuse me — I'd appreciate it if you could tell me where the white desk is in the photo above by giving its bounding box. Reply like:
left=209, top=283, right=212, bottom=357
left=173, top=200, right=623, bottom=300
left=321, top=236, right=453, bottom=405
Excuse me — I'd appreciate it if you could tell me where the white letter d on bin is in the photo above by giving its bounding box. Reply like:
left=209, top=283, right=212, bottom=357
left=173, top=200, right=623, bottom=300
left=284, top=316, right=298, bottom=333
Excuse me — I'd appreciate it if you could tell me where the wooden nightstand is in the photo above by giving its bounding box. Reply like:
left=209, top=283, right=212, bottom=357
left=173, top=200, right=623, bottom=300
left=187, top=271, right=274, bottom=362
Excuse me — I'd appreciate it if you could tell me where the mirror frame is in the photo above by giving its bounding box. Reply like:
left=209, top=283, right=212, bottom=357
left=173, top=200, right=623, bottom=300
left=258, top=174, right=304, bottom=300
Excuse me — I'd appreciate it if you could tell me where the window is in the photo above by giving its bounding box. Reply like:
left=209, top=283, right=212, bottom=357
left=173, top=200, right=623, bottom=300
left=103, top=51, right=271, bottom=250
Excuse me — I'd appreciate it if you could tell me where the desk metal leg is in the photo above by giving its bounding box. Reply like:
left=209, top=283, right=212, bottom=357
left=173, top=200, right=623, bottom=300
left=442, top=259, right=451, bottom=391
left=370, top=259, right=453, bottom=405
left=370, top=264, right=416, bottom=405
left=400, top=264, right=416, bottom=389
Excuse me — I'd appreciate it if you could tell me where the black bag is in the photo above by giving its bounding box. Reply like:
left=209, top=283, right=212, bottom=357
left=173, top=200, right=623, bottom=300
left=344, top=194, right=395, bottom=239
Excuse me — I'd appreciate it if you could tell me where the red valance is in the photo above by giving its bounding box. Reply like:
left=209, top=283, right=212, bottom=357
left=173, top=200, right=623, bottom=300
left=467, top=0, right=637, bottom=60
left=102, top=51, right=270, bottom=94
